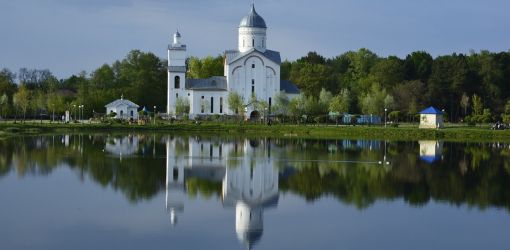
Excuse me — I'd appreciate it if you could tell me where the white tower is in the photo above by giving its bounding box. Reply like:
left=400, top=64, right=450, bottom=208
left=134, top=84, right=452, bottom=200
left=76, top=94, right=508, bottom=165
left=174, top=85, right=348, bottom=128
left=238, top=4, right=267, bottom=53
left=167, top=30, right=187, bottom=115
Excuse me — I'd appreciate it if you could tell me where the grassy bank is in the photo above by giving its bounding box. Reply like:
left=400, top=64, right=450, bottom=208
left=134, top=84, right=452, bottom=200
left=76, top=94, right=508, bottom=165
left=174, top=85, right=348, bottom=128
left=1, top=121, right=510, bottom=141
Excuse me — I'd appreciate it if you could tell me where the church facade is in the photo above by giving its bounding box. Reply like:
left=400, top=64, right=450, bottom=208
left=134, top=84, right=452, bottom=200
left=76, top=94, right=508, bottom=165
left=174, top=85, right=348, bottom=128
left=166, top=5, right=299, bottom=119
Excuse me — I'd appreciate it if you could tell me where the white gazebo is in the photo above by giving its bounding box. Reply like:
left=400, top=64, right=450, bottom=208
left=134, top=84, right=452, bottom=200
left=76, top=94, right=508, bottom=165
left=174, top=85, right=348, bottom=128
left=419, top=106, right=444, bottom=129
left=105, top=96, right=140, bottom=120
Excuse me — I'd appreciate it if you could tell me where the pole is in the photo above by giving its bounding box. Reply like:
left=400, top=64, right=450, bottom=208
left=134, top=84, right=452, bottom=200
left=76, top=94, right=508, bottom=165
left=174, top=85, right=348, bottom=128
left=384, top=108, right=387, bottom=127
left=154, top=106, right=157, bottom=125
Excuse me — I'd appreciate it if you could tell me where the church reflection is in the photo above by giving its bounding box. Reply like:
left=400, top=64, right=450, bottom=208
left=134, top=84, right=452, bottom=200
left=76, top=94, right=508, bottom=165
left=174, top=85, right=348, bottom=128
left=165, top=137, right=278, bottom=249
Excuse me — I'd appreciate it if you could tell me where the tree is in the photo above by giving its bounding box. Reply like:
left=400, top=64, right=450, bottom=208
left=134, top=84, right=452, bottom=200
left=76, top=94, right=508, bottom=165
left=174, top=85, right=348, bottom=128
left=404, top=51, right=433, bottom=81
left=175, top=97, right=190, bottom=116
left=13, top=85, right=30, bottom=122
left=388, top=111, right=401, bottom=123
left=318, top=88, right=333, bottom=114
left=384, top=95, right=395, bottom=110
left=46, top=92, right=65, bottom=122
left=272, top=91, right=290, bottom=117
left=289, top=93, right=306, bottom=123
left=460, top=93, right=470, bottom=116
left=228, top=92, right=244, bottom=118
left=472, top=94, right=483, bottom=116
left=187, top=56, right=224, bottom=79
left=329, top=89, right=350, bottom=114
left=0, top=93, right=8, bottom=119
left=360, top=83, right=389, bottom=116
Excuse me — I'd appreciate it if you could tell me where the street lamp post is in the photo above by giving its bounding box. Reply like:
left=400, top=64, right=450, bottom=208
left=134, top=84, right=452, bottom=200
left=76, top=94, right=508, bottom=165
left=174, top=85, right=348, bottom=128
left=154, top=106, right=157, bottom=125
left=384, top=108, right=388, bottom=127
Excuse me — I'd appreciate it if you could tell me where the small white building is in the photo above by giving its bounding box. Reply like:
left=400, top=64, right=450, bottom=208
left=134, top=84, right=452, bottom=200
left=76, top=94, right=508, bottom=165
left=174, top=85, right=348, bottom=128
left=419, top=106, right=444, bottom=129
left=105, top=97, right=140, bottom=120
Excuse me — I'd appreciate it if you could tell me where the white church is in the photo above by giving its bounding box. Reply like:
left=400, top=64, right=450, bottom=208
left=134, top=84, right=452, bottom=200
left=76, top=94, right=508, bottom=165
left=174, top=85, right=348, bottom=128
left=166, top=4, right=300, bottom=119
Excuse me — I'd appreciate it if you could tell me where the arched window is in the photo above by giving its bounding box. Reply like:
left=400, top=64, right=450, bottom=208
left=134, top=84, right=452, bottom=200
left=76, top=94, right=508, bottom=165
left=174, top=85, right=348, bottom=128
left=174, top=76, right=180, bottom=89
left=252, top=39, right=254, bottom=46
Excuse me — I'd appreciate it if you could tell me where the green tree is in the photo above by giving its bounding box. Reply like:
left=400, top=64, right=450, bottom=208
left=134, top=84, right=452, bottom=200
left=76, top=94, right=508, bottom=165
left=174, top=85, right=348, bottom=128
left=187, top=56, right=224, bottom=79
left=360, top=83, right=389, bottom=116
left=289, top=93, right=306, bottom=123
left=460, top=93, right=470, bottom=117
left=329, top=89, right=350, bottom=114
left=13, top=85, right=30, bottom=122
left=228, top=92, right=244, bottom=118
left=272, top=91, right=290, bottom=117
left=404, top=51, right=433, bottom=81
left=0, top=93, right=8, bottom=119
left=174, top=97, right=190, bottom=116
left=472, top=94, right=483, bottom=116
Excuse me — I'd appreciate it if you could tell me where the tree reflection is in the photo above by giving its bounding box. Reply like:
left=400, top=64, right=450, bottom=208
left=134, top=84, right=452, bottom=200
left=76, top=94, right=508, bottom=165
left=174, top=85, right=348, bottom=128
left=0, top=135, right=509, bottom=214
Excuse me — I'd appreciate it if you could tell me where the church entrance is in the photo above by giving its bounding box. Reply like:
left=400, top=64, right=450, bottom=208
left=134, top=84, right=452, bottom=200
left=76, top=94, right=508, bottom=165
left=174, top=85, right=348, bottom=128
left=249, top=111, right=261, bottom=121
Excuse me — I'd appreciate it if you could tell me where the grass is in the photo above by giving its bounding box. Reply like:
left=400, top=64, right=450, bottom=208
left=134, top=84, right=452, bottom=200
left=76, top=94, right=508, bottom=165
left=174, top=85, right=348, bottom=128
left=1, top=120, right=509, bottom=142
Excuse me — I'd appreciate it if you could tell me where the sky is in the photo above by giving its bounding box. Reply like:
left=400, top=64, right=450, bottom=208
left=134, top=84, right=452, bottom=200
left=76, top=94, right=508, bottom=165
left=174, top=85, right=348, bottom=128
left=1, top=0, right=509, bottom=79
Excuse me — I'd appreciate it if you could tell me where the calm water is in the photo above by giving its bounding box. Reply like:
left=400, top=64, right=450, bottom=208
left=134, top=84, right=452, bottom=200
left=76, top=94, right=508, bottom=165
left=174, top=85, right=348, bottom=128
left=1, top=134, right=509, bottom=250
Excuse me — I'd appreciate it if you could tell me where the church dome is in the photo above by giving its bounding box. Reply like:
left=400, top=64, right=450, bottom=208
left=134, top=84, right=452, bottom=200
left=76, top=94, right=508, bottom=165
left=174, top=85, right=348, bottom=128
left=239, top=4, right=267, bottom=28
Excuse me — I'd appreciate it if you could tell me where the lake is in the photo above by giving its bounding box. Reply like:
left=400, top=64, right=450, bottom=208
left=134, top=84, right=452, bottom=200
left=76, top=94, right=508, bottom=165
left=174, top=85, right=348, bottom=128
left=0, top=134, right=509, bottom=250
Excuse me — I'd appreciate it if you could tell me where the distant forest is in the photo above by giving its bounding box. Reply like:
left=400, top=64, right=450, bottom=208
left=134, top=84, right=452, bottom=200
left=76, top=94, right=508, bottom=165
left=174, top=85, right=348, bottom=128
left=1, top=49, right=510, bottom=123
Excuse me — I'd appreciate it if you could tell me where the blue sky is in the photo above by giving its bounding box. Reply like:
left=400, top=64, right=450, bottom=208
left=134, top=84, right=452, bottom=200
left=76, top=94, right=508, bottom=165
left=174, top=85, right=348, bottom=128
left=1, top=0, right=509, bottom=78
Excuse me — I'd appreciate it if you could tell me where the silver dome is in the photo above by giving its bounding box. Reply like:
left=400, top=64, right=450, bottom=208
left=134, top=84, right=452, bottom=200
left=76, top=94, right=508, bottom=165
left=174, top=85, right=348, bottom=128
left=239, top=4, right=267, bottom=28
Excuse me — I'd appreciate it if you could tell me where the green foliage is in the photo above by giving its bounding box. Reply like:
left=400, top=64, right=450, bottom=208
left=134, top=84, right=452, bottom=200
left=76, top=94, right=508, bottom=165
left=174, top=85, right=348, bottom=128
left=227, top=92, right=244, bottom=116
left=472, top=94, right=483, bottom=116
left=187, top=56, right=224, bottom=79
left=272, top=91, right=290, bottom=116
left=4, top=48, right=510, bottom=123
left=360, top=83, right=392, bottom=116
left=13, top=85, right=30, bottom=121
left=175, top=97, right=190, bottom=116
left=329, top=89, right=350, bottom=114
left=388, top=111, right=401, bottom=122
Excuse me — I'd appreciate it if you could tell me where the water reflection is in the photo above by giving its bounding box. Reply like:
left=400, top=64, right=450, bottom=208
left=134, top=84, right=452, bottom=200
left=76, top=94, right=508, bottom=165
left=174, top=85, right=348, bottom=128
left=165, top=137, right=278, bottom=248
left=1, top=135, right=510, bottom=221
left=419, top=140, right=443, bottom=163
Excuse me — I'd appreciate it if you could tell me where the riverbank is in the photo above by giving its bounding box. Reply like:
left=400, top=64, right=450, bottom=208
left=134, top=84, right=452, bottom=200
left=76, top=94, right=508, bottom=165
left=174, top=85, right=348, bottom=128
left=1, top=121, right=509, bottom=141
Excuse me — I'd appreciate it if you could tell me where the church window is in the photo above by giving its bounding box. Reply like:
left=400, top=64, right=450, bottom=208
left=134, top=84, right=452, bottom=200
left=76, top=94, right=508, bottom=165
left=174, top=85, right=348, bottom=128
left=209, top=144, right=213, bottom=158
left=210, top=97, right=214, bottom=113
left=220, top=97, right=223, bottom=113
left=176, top=93, right=178, bottom=99
left=201, top=96, right=205, bottom=113
left=269, top=97, right=272, bottom=113
left=251, top=80, right=255, bottom=94
left=188, top=93, right=190, bottom=96
left=174, top=76, right=180, bottom=89
left=252, top=39, right=254, bottom=46
left=252, top=64, right=255, bottom=69
left=243, top=39, right=245, bottom=47
left=130, top=110, right=134, bottom=117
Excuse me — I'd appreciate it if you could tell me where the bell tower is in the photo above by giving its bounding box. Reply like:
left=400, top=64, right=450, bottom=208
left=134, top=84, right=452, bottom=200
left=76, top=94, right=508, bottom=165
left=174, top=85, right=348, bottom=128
left=167, top=30, right=187, bottom=115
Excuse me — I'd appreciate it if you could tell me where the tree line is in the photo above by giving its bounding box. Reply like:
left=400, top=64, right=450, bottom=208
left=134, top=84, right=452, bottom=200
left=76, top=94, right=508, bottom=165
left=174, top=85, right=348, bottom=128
left=1, top=49, right=510, bottom=123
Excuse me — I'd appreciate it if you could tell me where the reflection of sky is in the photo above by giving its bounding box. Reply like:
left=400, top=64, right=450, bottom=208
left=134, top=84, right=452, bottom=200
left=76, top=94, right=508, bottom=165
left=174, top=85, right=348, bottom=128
left=1, top=166, right=508, bottom=250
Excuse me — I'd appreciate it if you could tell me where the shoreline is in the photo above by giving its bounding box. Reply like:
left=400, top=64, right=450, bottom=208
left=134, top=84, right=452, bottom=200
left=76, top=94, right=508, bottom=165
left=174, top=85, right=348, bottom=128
left=2, top=122, right=510, bottom=142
